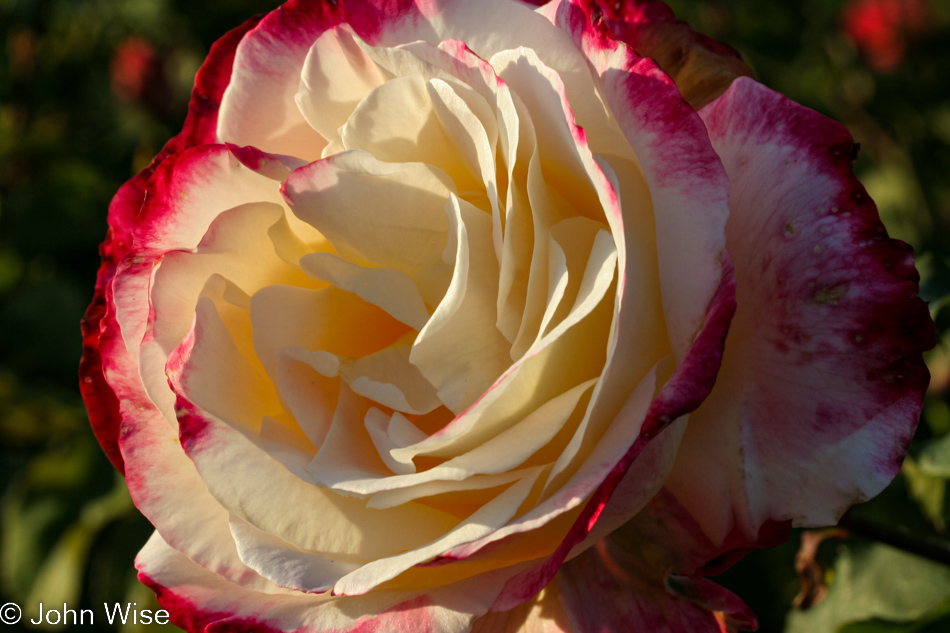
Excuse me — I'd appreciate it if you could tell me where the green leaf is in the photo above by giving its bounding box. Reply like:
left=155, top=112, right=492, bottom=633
left=785, top=544, right=950, bottom=633
left=903, top=458, right=947, bottom=532
left=918, top=433, right=950, bottom=479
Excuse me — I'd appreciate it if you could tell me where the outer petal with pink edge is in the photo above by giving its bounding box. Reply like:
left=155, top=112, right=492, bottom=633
left=663, top=77, right=933, bottom=551
left=101, top=145, right=304, bottom=592
left=136, top=531, right=530, bottom=633
left=80, top=15, right=261, bottom=473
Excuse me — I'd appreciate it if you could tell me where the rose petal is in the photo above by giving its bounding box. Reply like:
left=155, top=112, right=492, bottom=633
left=100, top=147, right=323, bottom=590
left=250, top=284, right=411, bottom=382
left=663, top=77, right=933, bottom=546
left=410, top=195, right=512, bottom=413
left=331, top=469, right=543, bottom=596
left=295, top=25, right=389, bottom=143
left=150, top=202, right=312, bottom=357
left=275, top=348, right=341, bottom=449
left=555, top=540, right=755, bottom=633
left=136, top=531, right=515, bottom=633
left=299, top=253, right=431, bottom=331
left=282, top=150, right=454, bottom=281
left=360, top=0, right=635, bottom=160
left=170, top=384, right=461, bottom=562
left=170, top=296, right=281, bottom=434
left=342, top=335, right=443, bottom=415
left=548, top=0, right=731, bottom=363
left=230, top=517, right=361, bottom=594
left=322, top=378, right=596, bottom=498
left=218, top=3, right=338, bottom=160
left=80, top=16, right=261, bottom=471
left=339, top=74, right=484, bottom=195
left=367, top=468, right=544, bottom=511
left=489, top=253, right=736, bottom=610
left=470, top=582, right=573, bottom=633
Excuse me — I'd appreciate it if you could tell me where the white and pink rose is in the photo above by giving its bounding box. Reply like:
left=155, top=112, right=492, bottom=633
left=80, top=0, right=933, bottom=631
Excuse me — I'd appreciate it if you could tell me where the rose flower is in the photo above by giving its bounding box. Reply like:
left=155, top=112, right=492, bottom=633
left=80, top=0, right=933, bottom=631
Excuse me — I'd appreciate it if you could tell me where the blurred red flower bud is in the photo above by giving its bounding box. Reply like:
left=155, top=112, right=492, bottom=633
left=842, top=0, right=928, bottom=72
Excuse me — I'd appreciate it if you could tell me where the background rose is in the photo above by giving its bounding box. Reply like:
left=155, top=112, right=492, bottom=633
left=0, top=1, right=944, bottom=632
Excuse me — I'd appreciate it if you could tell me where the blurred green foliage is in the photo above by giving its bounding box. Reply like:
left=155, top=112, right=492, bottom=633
left=0, top=0, right=948, bottom=631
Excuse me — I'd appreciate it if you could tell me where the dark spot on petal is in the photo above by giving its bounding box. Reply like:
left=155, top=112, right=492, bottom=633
left=813, top=284, right=848, bottom=305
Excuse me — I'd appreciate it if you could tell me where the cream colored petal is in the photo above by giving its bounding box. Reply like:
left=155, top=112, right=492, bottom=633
left=143, top=271, right=261, bottom=434
left=510, top=149, right=576, bottom=359
left=440, top=362, right=665, bottom=566
left=538, top=218, right=612, bottom=340
left=490, top=48, right=618, bottom=359
left=434, top=379, right=596, bottom=478
left=364, top=409, right=427, bottom=476
left=267, top=211, right=319, bottom=268
left=410, top=195, right=511, bottom=414
left=136, top=530, right=521, bottom=633
left=325, top=379, right=595, bottom=498
left=394, top=272, right=615, bottom=465
left=305, top=383, right=396, bottom=489
left=564, top=156, right=670, bottom=491
left=340, top=74, right=481, bottom=193
left=358, top=37, right=520, bottom=262
left=368, top=0, right=633, bottom=158
left=275, top=347, right=341, bottom=450
left=283, top=150, right=454, bottom=275
left=339, top=334, right=441, bottom=415
left=531, top=229, right=617, bottom=353
left=421, top=380, right=596, bottom=483
left=258, top=415, right=317, bottom=482
left=300, top=252, right=430, bottom=331
left=295, top=25, right=389, bottom=142
left=332, top=470, right=542, bottom=596
left=536, top=239, right=570, bottom=346
left=178, top=385, right=459, bottom=562
left=495, top=87, right=541, bottom=348
left=544, top=356, right=674, bottom=500
left=114, top=147, right=286, bottom=366
left=490, top=48, right=603, bottom=226
left=320, top=133, right=347, bottom=159
left=150, top=203, right=311, bottom=356
left=496, top=154, right=535, bottom=344
left=250, top=284, right=410, bottom=380
left=216, top=18, right=326, bottom=160
left=230, top=516, right=361, bottom=594
left=169, top=296, right=280, bottom=434
left=367, top=468, right=542, bottom=511
left=427, top=77, right=498, bottom=214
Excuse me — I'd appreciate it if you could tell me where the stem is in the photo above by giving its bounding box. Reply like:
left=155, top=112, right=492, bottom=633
left=838, top=512, right=950, bottom=568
